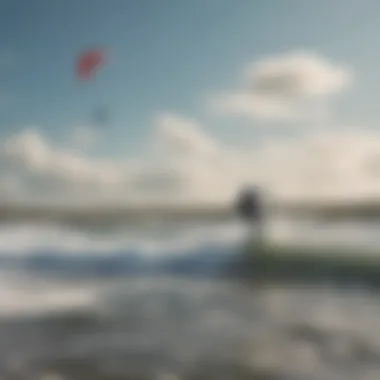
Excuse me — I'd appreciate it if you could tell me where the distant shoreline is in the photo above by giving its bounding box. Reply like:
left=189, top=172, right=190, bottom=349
left=1, top=200, right=380, bottom=225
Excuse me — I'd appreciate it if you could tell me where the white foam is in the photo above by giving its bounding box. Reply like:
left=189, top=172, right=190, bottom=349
left=0, top=273, right=98, bottom=317
left=0, top=216, right=378, bottom=259
left=0, top=220, right=245, bottom=257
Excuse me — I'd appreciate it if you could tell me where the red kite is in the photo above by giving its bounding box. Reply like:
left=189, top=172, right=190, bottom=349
left=76, top=49, right=105, bottom=80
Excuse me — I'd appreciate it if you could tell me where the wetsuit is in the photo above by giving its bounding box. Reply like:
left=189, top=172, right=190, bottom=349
left=236, top=188, right=262, bottom=222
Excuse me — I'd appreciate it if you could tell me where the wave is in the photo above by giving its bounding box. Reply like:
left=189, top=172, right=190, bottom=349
left=0, top=217, right=379, bottom=271
left=0, top=221, right=248, bottom=280
left=0, top=220, right=245, bottom=255
left=2, top=216, right=380, bottom=252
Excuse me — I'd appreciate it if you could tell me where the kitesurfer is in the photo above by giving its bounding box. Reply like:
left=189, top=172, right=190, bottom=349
left=235, top=186, right=265, bottom=247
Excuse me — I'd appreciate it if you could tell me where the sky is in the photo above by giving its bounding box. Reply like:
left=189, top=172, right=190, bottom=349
left=1, top=0, right=380, bottom=206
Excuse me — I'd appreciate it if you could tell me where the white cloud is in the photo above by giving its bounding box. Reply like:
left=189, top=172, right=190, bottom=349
left=211, top=92, right=306, bottom=121
left=247, top=51, right=350, bottom=98
left=1, top=130, right=129, bottom=201
left=154, top=113, right=219, bottom=157
left=257, top=130, right=380, bottom=202
left=1, top=121, right=380, bottom=206
left=0, top=116, right=223, bottom=205
left=211, top=51, right=352, bottom=122
left=0, top=115, right=256, bottom=206
left=152, top=113, right=242, bottom=202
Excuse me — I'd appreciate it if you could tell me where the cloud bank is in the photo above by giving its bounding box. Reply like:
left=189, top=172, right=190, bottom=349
left=1, top=119, right=380, bottom=206
left=0, top=50, right=375, bottom=207
left=211, top=51, right=352, bottom=121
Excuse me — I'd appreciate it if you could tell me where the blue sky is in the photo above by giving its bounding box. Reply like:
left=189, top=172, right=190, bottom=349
left=0, top=0, right=379, bottom=158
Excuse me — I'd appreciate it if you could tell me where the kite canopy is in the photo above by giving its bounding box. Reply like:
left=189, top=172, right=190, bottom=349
left=76, top=49, right=105, bottom=80
left=75, top=48, right=109, bottom=127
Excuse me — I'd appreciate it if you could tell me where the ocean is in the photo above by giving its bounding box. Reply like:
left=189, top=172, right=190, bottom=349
left=1, top=217, right=380, bottom=380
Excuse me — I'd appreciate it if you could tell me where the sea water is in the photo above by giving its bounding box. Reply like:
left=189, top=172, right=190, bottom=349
left=0, top=217, right=380, bottom=380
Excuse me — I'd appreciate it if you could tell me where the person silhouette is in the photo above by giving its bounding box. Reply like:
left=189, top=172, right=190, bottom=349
left=235, top=186, right=265, bottom=247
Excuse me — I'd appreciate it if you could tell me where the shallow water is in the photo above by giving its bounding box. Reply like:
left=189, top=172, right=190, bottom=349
left=0, top=218, right=380, bottom=380
left=2, top=277, right=380, bottom=380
